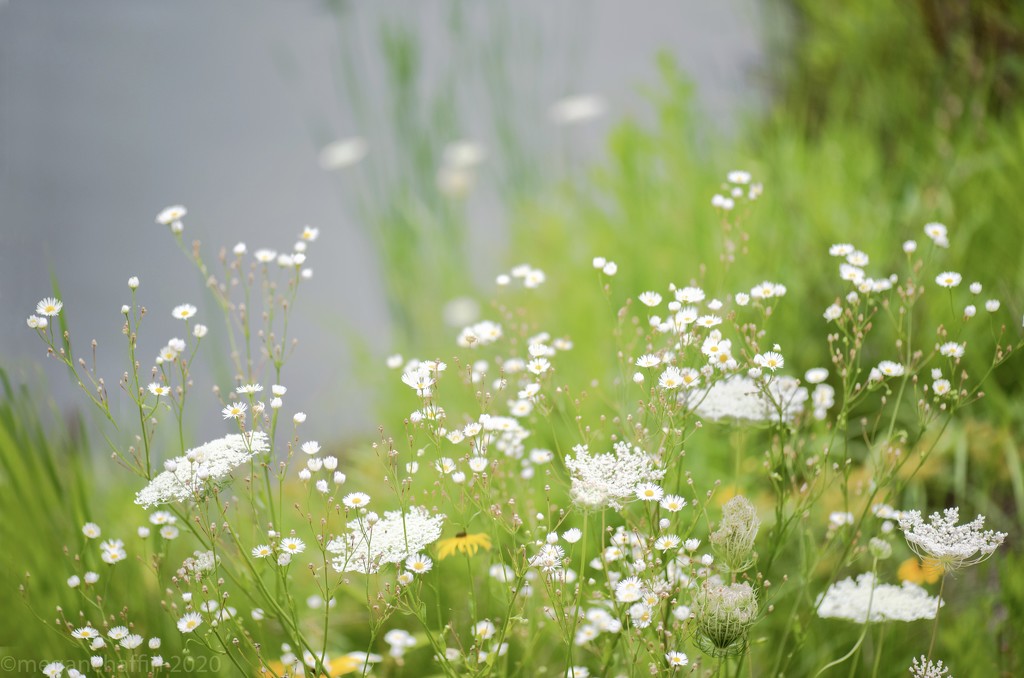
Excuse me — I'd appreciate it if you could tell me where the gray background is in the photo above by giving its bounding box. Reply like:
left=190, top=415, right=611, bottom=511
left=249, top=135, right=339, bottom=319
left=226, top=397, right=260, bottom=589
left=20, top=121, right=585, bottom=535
left=0, top=0, right=764, bottom=444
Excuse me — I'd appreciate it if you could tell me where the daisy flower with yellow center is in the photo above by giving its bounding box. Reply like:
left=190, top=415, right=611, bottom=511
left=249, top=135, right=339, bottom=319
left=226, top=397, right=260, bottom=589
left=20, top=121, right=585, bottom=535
left=405, top=553, right=433, bottom=574
left=280, top=538, right=305, bottom=554
left=221, top=402, right=246, bottom=420
left=148, top=383, right=170, bottom=397
left=36, top=297, right=63, bottom=316
left=342, top=492, right=370, bottom=509
left=172, top=304, right=197, bottom=320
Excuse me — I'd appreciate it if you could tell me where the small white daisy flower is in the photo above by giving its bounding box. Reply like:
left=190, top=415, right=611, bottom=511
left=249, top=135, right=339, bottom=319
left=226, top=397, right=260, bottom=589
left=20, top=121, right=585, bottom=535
left=172, top=304, right=197, bottom=320
left=156, top=205, right=187, bottom=225
left=343, top=492, right=370, bottom=509
left=405, top=554, right=433, bottom=574
left=36, top=297, right=63, bottom=316
left=82, top=523, right=101, bottom=539
left=638, top=291, right=662, bottom=307
left=177, top=612, right=203, bottom=633
left=280, top=538, right=306, bottom=554
left=149, top=381, right=172, bottom=397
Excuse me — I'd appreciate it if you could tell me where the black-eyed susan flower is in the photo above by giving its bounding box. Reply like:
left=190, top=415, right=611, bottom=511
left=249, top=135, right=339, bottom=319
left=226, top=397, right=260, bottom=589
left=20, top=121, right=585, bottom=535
left=436, top=531, right=491, bottom=560
left=897, top=557, right=944, bottom=585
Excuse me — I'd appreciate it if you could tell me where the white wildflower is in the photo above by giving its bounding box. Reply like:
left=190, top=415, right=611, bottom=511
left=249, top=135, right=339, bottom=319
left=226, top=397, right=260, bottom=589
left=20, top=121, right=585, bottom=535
left=328, top=507, right=445, bottom=574
left=816, top=573, right=942, bottom=623
left=898, top=507, right=1006, bottom=571
left=564, top=442, right=665, bottom=510
left=134, top=432, right=269, bottom=508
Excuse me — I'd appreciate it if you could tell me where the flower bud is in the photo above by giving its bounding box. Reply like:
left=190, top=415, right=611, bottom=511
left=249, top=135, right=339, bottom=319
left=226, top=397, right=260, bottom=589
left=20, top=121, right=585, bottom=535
left=693, top=582, right=758, bottom=656
left=869, top=537, right=892, bottom=560
left=710, top=495, right=760, bottom=572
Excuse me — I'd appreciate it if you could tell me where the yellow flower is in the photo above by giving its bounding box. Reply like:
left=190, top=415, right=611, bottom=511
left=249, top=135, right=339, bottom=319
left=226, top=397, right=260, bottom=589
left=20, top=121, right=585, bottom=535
left=897, top=557, right=944, bottom=585
left=715, top=484, right=738, bottom=507
left=437, top=531, right=492, bottom=560
left=261, top=654, right=360, bottom=677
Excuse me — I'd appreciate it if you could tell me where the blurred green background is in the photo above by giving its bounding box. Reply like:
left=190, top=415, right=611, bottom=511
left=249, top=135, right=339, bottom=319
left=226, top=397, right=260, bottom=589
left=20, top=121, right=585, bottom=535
left=4, top=0, right=1024, bottom=675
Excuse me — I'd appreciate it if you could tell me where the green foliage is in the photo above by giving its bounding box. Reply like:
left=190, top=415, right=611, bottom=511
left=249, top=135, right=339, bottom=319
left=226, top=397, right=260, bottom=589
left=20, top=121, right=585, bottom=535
left=0, top=368, right=93, bottom=658
left=7, top=2, right=1024, bottom=675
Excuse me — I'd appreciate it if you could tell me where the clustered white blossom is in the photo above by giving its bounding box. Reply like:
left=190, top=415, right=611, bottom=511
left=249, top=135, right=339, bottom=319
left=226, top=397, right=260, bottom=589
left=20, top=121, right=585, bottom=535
left=134, top=432, right=269, bottom=507
left=898, top=507, right=1006, bottom=571
left=564, top=442, right=666, bottom=510
left=910, top=655, right=953, bottom=678
left=327, top=506, right=445, bottom=574
left=685, top=375, right=809, bottom=423
left=816, top=573, right=942, bottom=623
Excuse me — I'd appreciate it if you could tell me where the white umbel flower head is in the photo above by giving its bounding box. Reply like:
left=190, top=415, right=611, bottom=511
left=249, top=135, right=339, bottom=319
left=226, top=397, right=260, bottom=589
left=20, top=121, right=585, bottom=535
left=564, top=442, right=666, bottom=510
left=897, top=507, right=1006, bottom=571
left=816, top=573, right=942, bottom=623
left=910, top=656, right=952, bottom=678
left=327, top=506, right=444, bottom=574
left=135, top=432, right=269, bottom=508
left=685, top=376, right=807, bottom=423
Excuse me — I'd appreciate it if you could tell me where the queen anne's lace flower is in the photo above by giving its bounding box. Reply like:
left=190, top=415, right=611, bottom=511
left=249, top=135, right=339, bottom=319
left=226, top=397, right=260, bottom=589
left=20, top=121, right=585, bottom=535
left=327, top=507, right=444, bottom=574
left=816, top=573, right=942, bottom=623
left=898, top=507, right=1006, bottom=571
left=910, top=656, right=952, bottom=678
left=565, top=442, right=665, bottom=510
left=135, top=432, right=269, bottom=508
left=685, top=376, right=807, bottom=423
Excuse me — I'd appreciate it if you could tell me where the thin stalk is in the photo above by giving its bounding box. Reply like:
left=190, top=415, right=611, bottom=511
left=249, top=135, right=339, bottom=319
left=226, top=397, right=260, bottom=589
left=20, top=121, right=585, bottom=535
left=927, top=574, right=946, bottom=660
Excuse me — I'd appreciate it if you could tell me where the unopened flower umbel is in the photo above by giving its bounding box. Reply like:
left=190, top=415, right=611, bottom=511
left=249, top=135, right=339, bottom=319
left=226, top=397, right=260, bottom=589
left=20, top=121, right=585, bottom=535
left=692, top=582, right=759, bottom=656
left=710, top=495, right=760, bottom=572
